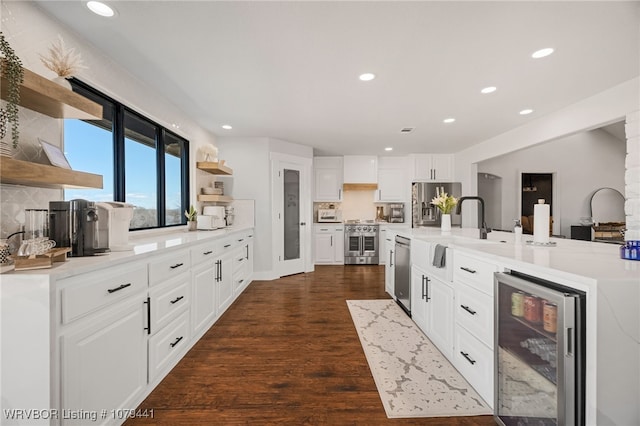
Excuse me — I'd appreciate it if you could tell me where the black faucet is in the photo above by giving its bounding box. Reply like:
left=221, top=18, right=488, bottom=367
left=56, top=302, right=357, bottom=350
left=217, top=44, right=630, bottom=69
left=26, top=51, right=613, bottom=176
left=455, top=196, right=491, bottom=239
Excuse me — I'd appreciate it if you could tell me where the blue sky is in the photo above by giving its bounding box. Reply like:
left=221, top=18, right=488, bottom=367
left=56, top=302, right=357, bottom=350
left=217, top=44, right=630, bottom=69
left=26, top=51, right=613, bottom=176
left=63, top=120, right=182, bottom=210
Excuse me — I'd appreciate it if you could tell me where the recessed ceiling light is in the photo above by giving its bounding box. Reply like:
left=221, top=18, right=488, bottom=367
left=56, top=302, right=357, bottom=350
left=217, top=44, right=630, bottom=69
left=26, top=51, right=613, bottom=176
left=443, top=118, right=455, bottom=124
left=86, top=1, right=115, bottom=17
left=481, top=86, right=497, bottom=94
left=385, top=147, right=393, bottom=151
left=531, top=48, right=554, bottom=59
left=519, top=109, right=533, bottom=115
left=359, top=73, right=376, bottom=81
left=221, top=125, right=233, bottom=130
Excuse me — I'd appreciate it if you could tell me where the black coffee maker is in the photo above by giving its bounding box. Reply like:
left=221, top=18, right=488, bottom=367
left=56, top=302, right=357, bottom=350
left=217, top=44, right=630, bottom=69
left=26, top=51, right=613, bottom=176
left=49, top=199, right=110, bottom=257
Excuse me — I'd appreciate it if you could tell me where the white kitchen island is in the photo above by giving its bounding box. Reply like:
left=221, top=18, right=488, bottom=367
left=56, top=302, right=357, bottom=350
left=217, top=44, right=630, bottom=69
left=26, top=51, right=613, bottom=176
left=0, top=226, right=254, bottom=426
left=392, top=227, right=639, bottom=426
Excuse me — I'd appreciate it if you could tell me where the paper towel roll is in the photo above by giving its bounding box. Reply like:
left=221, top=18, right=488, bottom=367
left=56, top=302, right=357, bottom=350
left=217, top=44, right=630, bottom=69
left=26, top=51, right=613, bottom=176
left=533, top=203, right=550, bottom=243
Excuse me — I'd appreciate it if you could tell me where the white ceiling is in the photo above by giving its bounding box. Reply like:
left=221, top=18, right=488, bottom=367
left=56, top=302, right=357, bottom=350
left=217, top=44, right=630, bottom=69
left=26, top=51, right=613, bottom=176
left=34, top=1, right=639, bottom=156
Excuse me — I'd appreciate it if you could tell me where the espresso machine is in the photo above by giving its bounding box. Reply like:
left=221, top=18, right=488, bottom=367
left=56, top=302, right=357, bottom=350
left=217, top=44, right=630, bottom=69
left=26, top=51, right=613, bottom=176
left=49, top=199, right=110, bottom=257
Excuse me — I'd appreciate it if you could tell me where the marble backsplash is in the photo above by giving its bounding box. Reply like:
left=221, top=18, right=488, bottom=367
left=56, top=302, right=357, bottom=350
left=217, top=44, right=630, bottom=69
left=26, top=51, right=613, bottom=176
left=0, top=103, right=63, bottom=239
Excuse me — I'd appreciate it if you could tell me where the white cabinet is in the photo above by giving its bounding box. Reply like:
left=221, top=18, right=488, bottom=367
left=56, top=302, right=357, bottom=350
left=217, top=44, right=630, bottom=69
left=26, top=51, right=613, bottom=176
left=383, top=230, right=396, bottom=296
left=376, top=156, right=409, bottom=202
left=410, top=265, right=428, bottom=332
left=410, top=265, right=454, bottom=359
left=427, top=276, right=454, bottom=359
left=314, top=156, right=343, bottom=201
left=61, top=295, right=147, bottom=426
left=191, top=242, right=217, bottom=337
left=215, top=248, right=234, bottom=315
left=453, top=324, right=494, bottom=406
left=452, top=250, right=500, bottom=407
left=313, top=224, right=344, bottom=264
left=231, top=235, right=252, bottom=296
left=412, top=154, right=454, bottom=182
left=3, top=227, right=255, bottom=426
left=343, top=155, right=377, bottom=183
left=148, top=310, right=190, bottom=383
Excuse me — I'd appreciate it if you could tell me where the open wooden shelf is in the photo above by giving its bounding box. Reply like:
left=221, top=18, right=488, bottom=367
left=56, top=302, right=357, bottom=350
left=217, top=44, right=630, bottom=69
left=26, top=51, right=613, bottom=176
left=197, top=194, right=233, bottom=203
left=196, top=161, right=233, bottom=175
left=0, top=156, right=103, bottom=189
left=0, top=65, right=102, bottom=120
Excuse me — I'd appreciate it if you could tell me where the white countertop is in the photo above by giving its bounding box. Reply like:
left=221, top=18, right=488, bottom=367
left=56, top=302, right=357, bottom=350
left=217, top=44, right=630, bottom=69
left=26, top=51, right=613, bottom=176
left=2, top=225, right=253, bottom=280
left=395, top=227, right=639, bottom=284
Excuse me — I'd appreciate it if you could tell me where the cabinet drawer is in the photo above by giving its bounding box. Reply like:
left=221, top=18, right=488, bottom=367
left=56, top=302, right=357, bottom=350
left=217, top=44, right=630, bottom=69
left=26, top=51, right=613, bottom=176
left=455, top=281, right=494, bottom=348
left=148, top=310, right=190, bottom=382
left=315, top=226, right=336, bottom=233
left=233, top=272, right=250, bottom=296
left=149, top=249, right=190, bottom=287
left=61, top=263, right=147, bottom=324
left=453, top=325, right=494, bottom=407
left=453, top=251, right=497, bottom=295
left=149, top=273, right=190, bottom=332
left=232, top=249, right=248, bottom=274
left=190, top=243, right=217, bottom=266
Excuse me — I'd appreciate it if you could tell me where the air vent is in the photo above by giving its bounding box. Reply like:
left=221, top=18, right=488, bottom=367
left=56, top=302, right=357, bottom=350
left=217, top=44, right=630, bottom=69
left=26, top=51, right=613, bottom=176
left=400, top=127, right=415, bottom=133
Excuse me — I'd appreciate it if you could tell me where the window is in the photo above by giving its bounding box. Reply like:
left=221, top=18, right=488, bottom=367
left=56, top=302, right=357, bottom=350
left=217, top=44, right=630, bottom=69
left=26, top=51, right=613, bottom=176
left=64, top=80, right=189, bottom=230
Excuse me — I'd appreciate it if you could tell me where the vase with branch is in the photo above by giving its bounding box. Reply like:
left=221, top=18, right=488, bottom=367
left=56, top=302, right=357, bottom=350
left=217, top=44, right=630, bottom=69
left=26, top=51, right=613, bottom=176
left=40, top=35, right=86, bottom=89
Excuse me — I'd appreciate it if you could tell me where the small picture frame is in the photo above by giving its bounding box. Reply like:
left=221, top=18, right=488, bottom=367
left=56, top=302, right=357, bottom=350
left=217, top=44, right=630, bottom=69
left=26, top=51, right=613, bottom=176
left=39, top=138, right=72, bottom=169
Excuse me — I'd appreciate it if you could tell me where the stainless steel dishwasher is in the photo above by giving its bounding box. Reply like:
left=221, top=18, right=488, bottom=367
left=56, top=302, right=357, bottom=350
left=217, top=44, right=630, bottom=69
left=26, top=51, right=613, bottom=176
left=394, top=235, right=411, bottom=316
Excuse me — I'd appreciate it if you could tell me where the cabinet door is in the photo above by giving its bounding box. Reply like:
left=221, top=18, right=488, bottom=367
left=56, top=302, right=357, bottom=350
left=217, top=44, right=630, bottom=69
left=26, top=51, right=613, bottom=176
left=343, top=155, right=377, bottom=183
left=426, top=277, right=454, bottom=359
left=333, top=227, right=344, bottom=263
left=413, top=154, right=454, bottom=182
left=384, top=239, right=394, bottom=297
left=413, top=154, right=433, bottom=181
left=216, top=254, right=234, bottom=315
left=376, top=168, right=406, bottom=201
left=431, top=154, right=454, bottom=181
left=314, top=168, right=342, bottom=201
left=378, top=229, right=387, bottom=265
left=314, top=232, right=334, bottom=264
left=191, top=261, right=216, bottom=336
left=410, top=265, right=428, bottom=333
left=62, top=297, right=147, bottom=425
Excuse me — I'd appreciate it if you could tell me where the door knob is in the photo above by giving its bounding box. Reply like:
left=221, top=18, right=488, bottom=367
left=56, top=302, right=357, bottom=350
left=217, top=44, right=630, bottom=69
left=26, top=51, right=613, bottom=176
left=300, top=222, right=306, bottom=226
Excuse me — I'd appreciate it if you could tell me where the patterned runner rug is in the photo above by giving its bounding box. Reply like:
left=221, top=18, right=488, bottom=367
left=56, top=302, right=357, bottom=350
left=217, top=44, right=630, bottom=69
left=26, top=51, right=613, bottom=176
left=347, top=299, right=492, bottom=418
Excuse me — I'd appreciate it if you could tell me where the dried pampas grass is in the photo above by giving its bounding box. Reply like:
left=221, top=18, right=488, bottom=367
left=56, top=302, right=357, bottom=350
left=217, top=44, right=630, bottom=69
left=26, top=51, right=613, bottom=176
left=40, top=35, right=87, bottom=78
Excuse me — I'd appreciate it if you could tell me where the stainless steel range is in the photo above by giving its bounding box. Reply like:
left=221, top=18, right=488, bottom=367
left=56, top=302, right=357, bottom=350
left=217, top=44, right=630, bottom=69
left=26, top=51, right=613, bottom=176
left=344, top=221, right=379, bottom=264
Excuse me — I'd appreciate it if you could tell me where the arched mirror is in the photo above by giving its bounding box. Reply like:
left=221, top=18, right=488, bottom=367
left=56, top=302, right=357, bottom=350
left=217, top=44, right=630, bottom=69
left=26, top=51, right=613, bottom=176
left=590, top=187, right=625, bottom=224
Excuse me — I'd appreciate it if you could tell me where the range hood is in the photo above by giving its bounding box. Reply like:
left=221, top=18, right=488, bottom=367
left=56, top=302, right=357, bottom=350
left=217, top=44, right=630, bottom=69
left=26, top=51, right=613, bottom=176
left=343, top=155, right=378, bottom=190
left=343, top=183, right=378, bottom=191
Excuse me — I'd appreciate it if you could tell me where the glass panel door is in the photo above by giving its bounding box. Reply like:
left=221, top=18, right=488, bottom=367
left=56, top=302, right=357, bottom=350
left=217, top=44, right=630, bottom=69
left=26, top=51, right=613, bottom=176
left=283, top=169, right=300, bottom=261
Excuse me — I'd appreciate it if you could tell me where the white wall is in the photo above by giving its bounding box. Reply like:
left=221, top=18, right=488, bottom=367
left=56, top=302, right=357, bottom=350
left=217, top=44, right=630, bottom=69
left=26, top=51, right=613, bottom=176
left=0, top=2, right=218, bottom=235
left=478, top=129, right=625, bottom=237
left=217, top=137, right=313, bottom=278
left=216, top=138, right=271, bottom=275
left=455, top=77, right=639, bottom=230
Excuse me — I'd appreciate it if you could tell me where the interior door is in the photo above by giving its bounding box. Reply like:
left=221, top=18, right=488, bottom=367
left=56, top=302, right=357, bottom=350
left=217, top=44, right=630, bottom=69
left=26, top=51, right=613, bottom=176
left=273, top=158, right=310, bottom=277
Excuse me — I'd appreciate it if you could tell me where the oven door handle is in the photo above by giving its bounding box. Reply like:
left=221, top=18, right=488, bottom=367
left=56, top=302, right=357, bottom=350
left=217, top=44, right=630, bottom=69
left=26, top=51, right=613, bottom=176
left=360, top=235, right=364, bottom=255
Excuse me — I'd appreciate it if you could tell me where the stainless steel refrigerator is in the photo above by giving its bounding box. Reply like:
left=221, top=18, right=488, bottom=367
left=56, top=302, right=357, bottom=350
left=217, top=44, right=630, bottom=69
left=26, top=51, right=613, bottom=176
left=412, top=182, right=462, bottom=228
left=494, top=272, right=585, bottom=426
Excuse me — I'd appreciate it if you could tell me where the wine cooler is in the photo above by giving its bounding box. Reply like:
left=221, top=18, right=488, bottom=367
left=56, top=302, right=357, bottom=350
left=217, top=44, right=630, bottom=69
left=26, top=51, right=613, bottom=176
left=494, top=272, right=585, bottom=426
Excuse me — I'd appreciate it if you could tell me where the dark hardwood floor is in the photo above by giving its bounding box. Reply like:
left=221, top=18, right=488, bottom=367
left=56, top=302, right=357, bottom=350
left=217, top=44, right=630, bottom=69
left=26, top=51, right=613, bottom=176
left=126, top=265, right=496, bottom=425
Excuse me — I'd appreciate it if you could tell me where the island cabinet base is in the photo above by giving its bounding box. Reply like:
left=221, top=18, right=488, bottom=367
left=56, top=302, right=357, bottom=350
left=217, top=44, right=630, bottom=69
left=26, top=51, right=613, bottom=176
left=0, top=228, right=254, bottom=426
left=391, top=229, right=640, bottom=426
